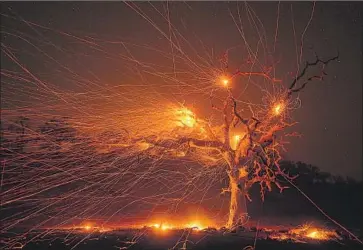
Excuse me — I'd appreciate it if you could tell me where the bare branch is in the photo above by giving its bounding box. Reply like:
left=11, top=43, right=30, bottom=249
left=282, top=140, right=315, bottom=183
left=232, top=97, right=249, bottom=127
left=288, top=52, right=339, bottom=93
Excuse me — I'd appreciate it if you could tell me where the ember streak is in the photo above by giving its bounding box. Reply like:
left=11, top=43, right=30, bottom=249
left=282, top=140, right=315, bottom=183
left=1, top=1, right=361, bottom=249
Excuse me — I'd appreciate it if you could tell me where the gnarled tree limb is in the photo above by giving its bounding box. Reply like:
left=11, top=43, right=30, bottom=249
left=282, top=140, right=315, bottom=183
left=288, top=52, right=339, bottom=93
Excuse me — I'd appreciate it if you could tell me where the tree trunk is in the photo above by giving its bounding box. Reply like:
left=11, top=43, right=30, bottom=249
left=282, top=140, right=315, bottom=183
left=226, top=174, right=248, bottom=229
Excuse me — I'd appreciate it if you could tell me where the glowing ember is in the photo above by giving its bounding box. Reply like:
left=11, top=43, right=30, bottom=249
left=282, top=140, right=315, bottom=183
left=270, top=224, right=342, bottom=242
left=231, top=134, right=241, bottom=150
left=219, top=76, right=230, bottom=88
left=222, top=79, right=229, bottom=87
left=150, top=223, right=173, bottom=231
left=239, top=167, right=248, bottom=178
left=138, top=142, right=150, bottom=150
left=81, top=223, right=93, bottom=231
left=304, top=228, right=337, bottom=240
left=147, top=220, right=210, bottom=231
left=161, top=224, right=171, bottom=231
left=185, top=222, right=205, bottom=230
left=272, top=102, right=284, bottom=116
left=307, top=231, right=318, bottom=238
left=176, top=108, right=196, bottom=128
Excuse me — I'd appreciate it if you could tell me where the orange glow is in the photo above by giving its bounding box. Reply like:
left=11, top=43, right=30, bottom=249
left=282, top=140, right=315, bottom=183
left=82, top=223, right=93, bottom=231
left=239, top=167, right=248, bottom=178
left=147, top=217, right=214, bottom=231
left=220, top=77, right=230, bottom=87
left=230, top=134, right=241, bottom=150
left=175, top=151, right=186, bottom=157
left=307, top=231, right=318, bottom=238
left=137, top=142, right=150, bottom=150
left=304, top=228, right=335, bottom=240
left=270, top=224, right=341, bottom=242
left=222, top=79, right=229, bottom=87
left=272, top=102, right=285, bottom=116
left=76, top=222, right=111, bottom=232
left=150, top=223, right=173, bottom=231
left=176, top=108, right=196, bottom=128
left=185, top=221, right=205, bottom=230
left=161, top=224, right=172, bottom=231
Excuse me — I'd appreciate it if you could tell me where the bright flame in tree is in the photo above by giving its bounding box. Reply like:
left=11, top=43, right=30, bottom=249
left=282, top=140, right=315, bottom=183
left=220, top=76, right=230, bottom=88
left=231, top=134, right=241, bottom=150
left=176, top=108, right=196, bottom=128
left=272, top=102, right=285, bottom=116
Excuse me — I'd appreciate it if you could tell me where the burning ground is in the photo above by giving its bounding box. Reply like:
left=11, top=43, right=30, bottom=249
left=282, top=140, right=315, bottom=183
left=4, top=223, right=361, bottom=250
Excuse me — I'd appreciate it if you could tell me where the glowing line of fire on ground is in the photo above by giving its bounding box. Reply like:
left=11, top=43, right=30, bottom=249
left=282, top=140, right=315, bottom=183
left=57, top=221, right=209, bottom=234
left=63, top=221, right=342, bottom=244
left=148, top=221, right=207, bottom=231
left=269, top=223, right=342, bottom=243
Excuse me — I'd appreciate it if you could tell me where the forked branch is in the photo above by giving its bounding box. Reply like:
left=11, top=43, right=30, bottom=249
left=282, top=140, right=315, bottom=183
left=288, top=52, right=339, bottom=93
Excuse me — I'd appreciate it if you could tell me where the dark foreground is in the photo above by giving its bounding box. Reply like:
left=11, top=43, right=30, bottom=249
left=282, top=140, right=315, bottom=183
left=5, top=229, right=360, bottom=250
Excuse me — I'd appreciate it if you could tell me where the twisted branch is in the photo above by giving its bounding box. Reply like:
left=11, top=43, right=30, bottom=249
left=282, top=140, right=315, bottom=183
left=289, top=52, right=339, bottom=93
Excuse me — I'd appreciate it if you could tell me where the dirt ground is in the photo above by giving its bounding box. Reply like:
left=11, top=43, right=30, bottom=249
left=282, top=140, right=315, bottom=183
left=17, top=229, right=362, bottom=250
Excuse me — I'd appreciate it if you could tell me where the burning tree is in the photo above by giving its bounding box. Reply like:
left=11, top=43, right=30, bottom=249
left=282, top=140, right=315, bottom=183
left=0, top=54, right=339, bottom=235
left=114, top=53, right=339, bottom=229
left=1, top=3, right=343, bottom=245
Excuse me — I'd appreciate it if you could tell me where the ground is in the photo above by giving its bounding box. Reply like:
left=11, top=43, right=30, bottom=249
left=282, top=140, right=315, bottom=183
left=12, top=229, right=362, bottom=250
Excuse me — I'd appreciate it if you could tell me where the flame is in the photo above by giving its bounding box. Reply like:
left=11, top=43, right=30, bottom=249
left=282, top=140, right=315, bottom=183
left=76, top=222, right=111, bottom=233
left=270, top=224, right=341, bottom=242
left=82, top=223, right=93, bottom=231
left=231, top=134, right=241, bottom=150
left=185, top=222, right=204, bottom=230
left=138, top=142, right=150, bottom=150
left=307, top=231, right=318, bottom=238
left=176, top=108, right=196, bottom=128
left=272, top=102, right=284, bottom=116
left=148, top=219, right=211, bottom=231
left=222, top=79, right=229, bottom=87
left=161, top=224, right=171, bottom=231
left=304, top=228, right=335, bottom=240
left=150, top=223, right=173, bottom=231
left=220, top=76, right=230, bottom=88
left=239, top=167, right=248, bottom=178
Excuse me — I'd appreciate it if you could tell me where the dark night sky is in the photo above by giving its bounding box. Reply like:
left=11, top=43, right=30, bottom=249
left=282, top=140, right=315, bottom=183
left=1, top=1, right=362, bottom=180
